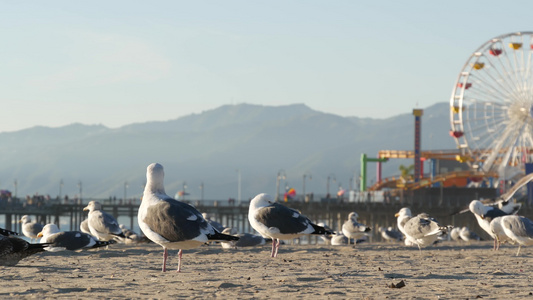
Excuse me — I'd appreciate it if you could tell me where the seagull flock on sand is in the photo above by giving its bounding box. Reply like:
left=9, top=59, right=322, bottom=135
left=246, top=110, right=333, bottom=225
left=2, top=163, right=533, bottom=270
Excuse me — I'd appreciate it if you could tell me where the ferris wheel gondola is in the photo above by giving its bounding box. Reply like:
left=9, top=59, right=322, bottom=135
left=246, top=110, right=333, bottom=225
left=450, top=31, right=533, bottom=178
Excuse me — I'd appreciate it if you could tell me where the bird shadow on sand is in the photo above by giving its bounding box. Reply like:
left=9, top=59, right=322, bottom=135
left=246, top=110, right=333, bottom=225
left=384, top=272, right=474, bottom=280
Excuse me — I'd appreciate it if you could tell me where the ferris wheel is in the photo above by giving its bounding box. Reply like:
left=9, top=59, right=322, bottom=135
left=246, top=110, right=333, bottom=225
left=450, top=31, right=533, bottom=177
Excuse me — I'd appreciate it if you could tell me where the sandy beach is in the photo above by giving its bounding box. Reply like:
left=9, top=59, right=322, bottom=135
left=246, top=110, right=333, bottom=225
left=2, top=240, right=533, bottom=299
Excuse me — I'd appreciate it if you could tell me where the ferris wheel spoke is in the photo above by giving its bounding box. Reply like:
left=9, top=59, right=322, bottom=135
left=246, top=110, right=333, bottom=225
left=498, top=45, right=525, bottom=91
left=469, top=70, right=516, bottom=100
left=465, top=87, right=509, bottom=105
left=498, top=120, right=529, bottom=172
left=483, top=52, right=524, bottom=96
left=481, top=123, right=516, bottom=172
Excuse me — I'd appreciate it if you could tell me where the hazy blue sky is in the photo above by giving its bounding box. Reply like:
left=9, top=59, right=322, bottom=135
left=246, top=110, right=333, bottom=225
left=2, top=1, right=532, bottom=133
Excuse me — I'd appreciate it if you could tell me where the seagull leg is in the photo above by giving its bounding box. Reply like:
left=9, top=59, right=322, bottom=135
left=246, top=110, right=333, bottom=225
left=162, top=248, right=168, bottom=272
left=177, top=249, right=183, bottom=272
left=516, top=245, right=521, bottom=256
left=270, top=239, right=276, bottom=257
left=272, top=239, right=280, bottom=258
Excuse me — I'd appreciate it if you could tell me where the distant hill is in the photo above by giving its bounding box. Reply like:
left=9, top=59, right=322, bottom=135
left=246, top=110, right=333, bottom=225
left=0, top=102, right=456, bottom=200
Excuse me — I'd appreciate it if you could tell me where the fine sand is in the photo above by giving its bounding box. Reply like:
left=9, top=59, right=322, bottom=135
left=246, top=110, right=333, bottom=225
left=2, top=241, right=533, bottom=299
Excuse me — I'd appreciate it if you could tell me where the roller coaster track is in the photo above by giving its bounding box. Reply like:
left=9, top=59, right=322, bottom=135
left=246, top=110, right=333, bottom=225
left=368, top=170, right=498, bottom=191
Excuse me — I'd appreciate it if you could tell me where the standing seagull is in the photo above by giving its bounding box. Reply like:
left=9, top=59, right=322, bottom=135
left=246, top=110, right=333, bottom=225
left=402, top=213, right=449, bottom=250
left=0, top=228, right=49, bottom=266
left=138, top=163, right=238, bottom=272
left=248, top=193, right=333, bottom=257
left=489, top=217, right=513, bottom=250
left=395, top=207, right=416, bottom=246
left=83, top=201, right=125, bottom=242
left=341, top=212, right=371, bottom=244
left=499, top=215, right=533, bottom=256
left=19, top=215, right=44, bottom=242
left=469, top=200, right=508, bottom=244
left=37, top=224, right=115, bottom=252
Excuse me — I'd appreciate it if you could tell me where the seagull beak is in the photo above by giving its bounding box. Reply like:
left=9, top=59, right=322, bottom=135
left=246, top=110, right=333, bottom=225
left=394, top=213, right=400, bottom=217
left=37, top=232, right=43, bottom=238
left=82, top=206, right=89, bottom=211
left=480, top=214, right=485, bottom=219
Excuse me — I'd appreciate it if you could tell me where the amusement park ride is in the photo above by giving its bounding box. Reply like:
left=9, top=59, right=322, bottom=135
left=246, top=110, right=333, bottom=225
left=365, top=32, right=533, bottom=193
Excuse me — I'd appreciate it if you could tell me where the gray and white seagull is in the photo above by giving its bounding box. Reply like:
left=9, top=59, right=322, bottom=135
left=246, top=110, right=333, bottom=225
left=402, top=213, right=449, bottom=250
left=138, top=163, right=238, bottom=272
left=341, top=212, right=371, bottom=244
left=37, top=223, right=115, bottom=252
left=248, top=193, right=333, bottom=257
left=18, top=215, right=43, bottom=242
left=83, top=201, right=125, bottom=242
left=498, top=215, right=533, bottom=256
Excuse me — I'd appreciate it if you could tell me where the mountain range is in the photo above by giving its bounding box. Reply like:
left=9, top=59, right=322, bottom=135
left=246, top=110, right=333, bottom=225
left=0, top=102, right=456, bottom=201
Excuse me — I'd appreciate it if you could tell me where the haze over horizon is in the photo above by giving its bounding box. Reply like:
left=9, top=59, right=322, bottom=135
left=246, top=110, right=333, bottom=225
left=2, top=1, right=533, bottom=133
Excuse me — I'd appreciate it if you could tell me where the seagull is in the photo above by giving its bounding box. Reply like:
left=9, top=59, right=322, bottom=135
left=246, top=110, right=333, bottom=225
left=469, top=200, right=509, bottom=243
left=378, top=227, right=403, bottom=242
left=138, top=163, right=238, bottom=272
left=18, top=215, right=44, bottom=242
left=456, top=198, right=521, bottom=216
left=449, top=227, right=462, bottom=241
left=454, top=173, right=532, bottom=216
left=498, top=215, right=533, bottom=256
left=402, top=213, right=449, bottom=250
left=248, top=193, right=333, bottom=257
left=330, top=232, right=349, bottom=245
left=83, top=201, right=126, bottom=242
left=341, top=212, right=371, bottom=244
left=37, top=224, right=115, bottom=252
left=0, top=227, right=49, bottom=266
left=489, top=217, right=513, bottom=250
left=458, top=226, right=481, bottom=242
left=119, top=224, right=143, bottom=243
left=220, top=228, right=266, bottom=249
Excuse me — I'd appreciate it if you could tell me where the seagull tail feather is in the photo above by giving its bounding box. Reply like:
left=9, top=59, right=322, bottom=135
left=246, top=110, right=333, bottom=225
left=92, top=240, right=117, bottom=249
left=207, top=230, right=240, bottom=241
left=310, top=223, right=334, bottom=235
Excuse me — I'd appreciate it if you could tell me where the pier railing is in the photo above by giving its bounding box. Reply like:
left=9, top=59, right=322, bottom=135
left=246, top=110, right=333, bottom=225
left=2, top=187, right=528, bottom=243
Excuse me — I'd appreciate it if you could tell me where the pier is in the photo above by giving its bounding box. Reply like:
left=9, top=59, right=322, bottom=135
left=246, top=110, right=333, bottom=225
left=1, top=187, right=526, bottom=242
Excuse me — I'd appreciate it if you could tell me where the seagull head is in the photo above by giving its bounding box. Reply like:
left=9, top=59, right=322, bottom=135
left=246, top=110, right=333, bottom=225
left=249, top=193, right=274, bottom=210
left=37, top=223, right=60, bottom=238
left=145, top=163, right=166, bottom=194
left=83, top=200, right=101, bottom=212
left=469, top=200, right=486, bottom=216
left=348, top=212, right=359, bottom=221
left=19, top=215, right=31, bottom=224
left=394, top=207, right=411, bottom=218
